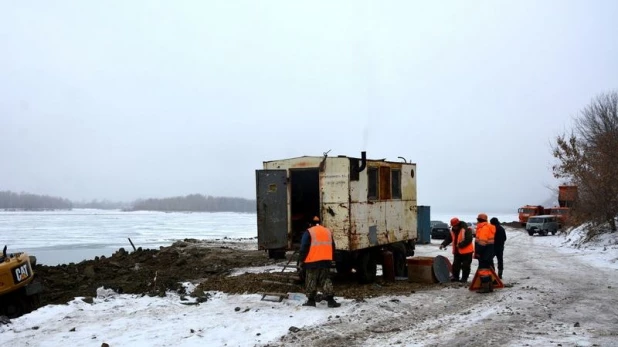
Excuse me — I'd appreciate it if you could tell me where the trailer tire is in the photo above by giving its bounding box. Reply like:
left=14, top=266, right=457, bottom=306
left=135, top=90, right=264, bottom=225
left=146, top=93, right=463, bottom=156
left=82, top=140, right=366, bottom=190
left=335, top=260, right=353, bottom=276
left=268, top=249, right=286, bottom=260
left=357, top=251, right=377, bottom=284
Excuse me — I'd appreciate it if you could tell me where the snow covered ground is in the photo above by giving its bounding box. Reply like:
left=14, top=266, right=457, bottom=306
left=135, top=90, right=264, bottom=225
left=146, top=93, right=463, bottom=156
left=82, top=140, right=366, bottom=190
left=2, top=225, right=616, bottom=346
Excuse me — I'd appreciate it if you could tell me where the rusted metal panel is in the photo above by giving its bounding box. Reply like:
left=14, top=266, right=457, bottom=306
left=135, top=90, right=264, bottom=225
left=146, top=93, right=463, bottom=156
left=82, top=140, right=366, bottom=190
left=322, top=203, right=350, bottom=250
left=263, top=156, right=324, bottom=170
left=256, top=170, right=288, bottom=250
left=404, top=201, right=418, bottom=240
left=386, top=200, right=405, bottom=240
left=401, top=164, right=417, bottom=201
left=349, top=201, right=386, bottom=250
left=320, top=174, right=348, bottom=204
left=320, top=158, right=350, bottom=250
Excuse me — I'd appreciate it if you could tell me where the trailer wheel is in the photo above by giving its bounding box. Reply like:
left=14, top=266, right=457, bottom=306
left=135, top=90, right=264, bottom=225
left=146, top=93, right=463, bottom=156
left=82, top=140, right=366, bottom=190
left=357, top=251, right=377, bottom=284
left=268, top=249, right=286, bottom=260
left=528, top=230, right=534, bottom=236
left=335, top=261, right=353, bottom=276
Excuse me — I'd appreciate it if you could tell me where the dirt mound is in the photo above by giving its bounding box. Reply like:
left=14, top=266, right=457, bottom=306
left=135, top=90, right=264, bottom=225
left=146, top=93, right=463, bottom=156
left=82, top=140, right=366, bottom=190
left=33, top=239, right=462, bottom=307
left=34, top=239, right=272, bottom=305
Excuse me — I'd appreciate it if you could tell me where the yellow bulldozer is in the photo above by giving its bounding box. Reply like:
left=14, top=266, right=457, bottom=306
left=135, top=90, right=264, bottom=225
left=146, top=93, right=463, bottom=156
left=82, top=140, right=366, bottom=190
left=0, top=245, right=43, bottom=318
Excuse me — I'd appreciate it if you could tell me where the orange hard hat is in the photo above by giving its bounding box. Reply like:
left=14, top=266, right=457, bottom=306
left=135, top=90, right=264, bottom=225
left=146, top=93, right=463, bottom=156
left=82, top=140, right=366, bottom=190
left=312, top=216, right=320, bottom=222
left=477, top=213, right=488, bottom=221
left=450, top=217, right=459, bottom=227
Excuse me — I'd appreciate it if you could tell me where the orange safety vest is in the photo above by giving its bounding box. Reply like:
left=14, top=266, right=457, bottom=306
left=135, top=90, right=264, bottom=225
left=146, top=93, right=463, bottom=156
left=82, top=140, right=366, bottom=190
left=304, top=225, right=334, bottom=263
left=450, top=227, right=474, bottom=255
left=475, top=222, right=496, bottom=246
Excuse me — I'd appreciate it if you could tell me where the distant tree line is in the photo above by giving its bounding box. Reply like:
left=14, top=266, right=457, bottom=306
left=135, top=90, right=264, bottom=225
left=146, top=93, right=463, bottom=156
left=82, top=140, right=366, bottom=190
left=129, top=194, right=256, bottom=213
left=0, top=190, right=73, bottom=210
left=0, top=190, right=256, bottom=213
left=73, top=199, right=128, bottom=210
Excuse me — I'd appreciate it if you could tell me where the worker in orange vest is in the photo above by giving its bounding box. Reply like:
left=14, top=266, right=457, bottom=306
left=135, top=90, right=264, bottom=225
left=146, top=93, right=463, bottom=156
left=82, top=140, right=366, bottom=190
left=439, top=217, right=474, bottom=283
left=474, top=213, right=497, bottom=293
left=299, top=216, right=341, bottom=308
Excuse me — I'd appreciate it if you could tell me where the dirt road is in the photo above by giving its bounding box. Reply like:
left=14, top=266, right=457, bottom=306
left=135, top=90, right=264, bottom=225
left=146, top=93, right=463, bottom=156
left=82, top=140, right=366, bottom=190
left=268, top=228, right=618, bottom=347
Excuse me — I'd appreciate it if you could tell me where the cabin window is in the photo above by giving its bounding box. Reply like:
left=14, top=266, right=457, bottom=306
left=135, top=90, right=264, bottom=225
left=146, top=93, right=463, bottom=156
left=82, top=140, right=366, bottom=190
left=379, top=166, right=391, bottom=200
left=367, top=167, right=378, bottom=200
left=391, top=169, right=402, bottom=199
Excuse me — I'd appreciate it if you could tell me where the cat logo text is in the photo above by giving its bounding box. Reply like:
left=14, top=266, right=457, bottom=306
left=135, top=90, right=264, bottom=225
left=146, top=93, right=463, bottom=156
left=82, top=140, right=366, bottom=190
left=13, top=264, right=30, bottom=283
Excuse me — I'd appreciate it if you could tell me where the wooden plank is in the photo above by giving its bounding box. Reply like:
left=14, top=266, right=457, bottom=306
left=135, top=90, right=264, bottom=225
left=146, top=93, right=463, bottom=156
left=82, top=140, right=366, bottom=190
left=260, top=292, right=288, bottom=302
left=262, top=280, right=297, bottom=287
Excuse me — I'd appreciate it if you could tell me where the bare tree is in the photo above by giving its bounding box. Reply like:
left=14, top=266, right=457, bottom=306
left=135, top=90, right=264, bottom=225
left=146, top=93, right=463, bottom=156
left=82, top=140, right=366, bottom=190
left=552, top=91, right=618, bottom=231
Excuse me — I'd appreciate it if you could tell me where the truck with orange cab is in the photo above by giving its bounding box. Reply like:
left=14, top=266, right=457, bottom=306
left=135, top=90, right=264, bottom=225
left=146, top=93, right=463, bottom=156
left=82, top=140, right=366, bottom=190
left=518, top=205, right=545, bottom=226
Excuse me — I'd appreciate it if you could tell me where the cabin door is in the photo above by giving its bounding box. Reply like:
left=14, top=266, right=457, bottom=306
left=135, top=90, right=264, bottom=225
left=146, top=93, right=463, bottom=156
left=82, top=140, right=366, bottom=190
left=256, top=170, right=289, bottom=249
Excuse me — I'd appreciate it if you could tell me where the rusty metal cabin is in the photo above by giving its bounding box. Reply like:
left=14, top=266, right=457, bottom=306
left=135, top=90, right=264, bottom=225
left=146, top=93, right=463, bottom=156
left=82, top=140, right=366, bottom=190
left=256, top=152, right=418, bottom=280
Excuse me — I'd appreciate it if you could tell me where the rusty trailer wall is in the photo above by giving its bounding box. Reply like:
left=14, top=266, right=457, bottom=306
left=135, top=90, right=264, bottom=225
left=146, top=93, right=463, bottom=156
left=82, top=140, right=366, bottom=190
left=348, top=159, right=417, bottom=251
left=259, top=155, right=418, bottom=252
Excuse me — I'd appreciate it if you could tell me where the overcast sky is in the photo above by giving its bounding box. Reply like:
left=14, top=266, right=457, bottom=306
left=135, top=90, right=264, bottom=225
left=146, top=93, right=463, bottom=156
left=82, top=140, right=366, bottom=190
left=1, top=1, right=617, bottom=213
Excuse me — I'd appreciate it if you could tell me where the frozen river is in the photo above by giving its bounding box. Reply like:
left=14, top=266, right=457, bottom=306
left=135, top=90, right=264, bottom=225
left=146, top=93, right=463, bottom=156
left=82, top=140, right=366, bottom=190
left=0, top=209, right=517, bottom=266
left=1, top=209, right=257, bottom=265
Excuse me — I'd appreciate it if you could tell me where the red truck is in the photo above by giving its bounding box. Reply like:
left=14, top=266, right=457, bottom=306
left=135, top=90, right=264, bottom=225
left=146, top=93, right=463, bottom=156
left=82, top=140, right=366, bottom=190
left=518, top=186, right=578, bottom=227
left=518, top=205, right=545, bottom=226
left=547, top=185, right=578, bottom=227
left=558, top=185, right=577, bottom=208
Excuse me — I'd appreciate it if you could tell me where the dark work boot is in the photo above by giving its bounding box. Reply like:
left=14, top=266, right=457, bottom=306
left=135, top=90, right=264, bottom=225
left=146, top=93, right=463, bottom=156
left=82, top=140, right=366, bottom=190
left=303, top=295, right=316, bottom=307
left=326, top=296, right=341, bottom=308
left=477, top=276, right=492, bottom=294
left=461, top=269, right=470, bottom=283
left=498, top=269, right=503, bottom=279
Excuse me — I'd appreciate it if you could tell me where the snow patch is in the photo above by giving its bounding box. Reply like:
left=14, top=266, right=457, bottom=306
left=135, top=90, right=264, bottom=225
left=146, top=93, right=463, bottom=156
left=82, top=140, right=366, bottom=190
left=96, top=286, right=119, bottom=299
left=563, top=223, right=618, bottom=250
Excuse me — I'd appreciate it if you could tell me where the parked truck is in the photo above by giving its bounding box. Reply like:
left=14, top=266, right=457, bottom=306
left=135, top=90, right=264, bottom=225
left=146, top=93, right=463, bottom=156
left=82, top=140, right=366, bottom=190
left=548, top=185, right=578, bottom=227
left=518, top=185, right=578, bottom=228
left=518, top=205, right=545, bottom=226
left=558, top=185, right=577, bottom=208
left=256, top=151, right=417, bottom=283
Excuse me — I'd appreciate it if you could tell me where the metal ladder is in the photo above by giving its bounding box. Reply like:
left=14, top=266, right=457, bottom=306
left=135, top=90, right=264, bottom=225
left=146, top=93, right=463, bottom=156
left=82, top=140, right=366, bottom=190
left=260, top=250, right=302, bottom=302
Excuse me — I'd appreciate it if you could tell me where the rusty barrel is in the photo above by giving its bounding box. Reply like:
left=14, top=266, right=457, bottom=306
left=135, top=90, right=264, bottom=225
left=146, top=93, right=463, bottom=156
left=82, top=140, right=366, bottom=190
left=406, top=256, right=436, bottom=283
left=382, top=250, right=395, bottom=282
